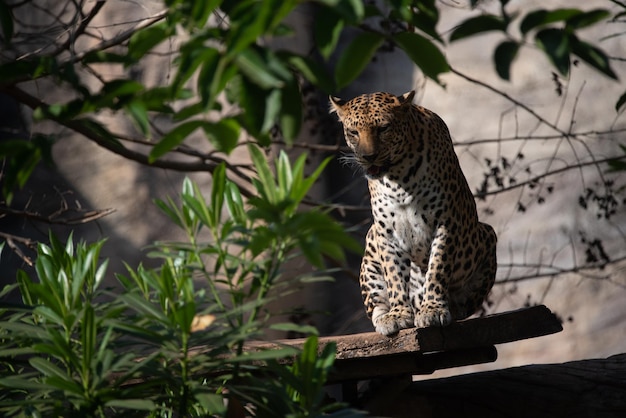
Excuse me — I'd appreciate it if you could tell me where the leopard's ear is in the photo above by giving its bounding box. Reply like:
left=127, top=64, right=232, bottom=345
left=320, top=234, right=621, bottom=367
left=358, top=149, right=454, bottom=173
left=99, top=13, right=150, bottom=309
left=399, top=90, right=415, bottom=106
left=329, top=95, right=346, bottom=117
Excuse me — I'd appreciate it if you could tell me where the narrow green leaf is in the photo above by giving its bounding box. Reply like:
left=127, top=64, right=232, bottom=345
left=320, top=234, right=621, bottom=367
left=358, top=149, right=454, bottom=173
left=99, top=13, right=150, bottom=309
left=248, top=145, right=277, bottom=204
left=210, top=164, right=226, bottom=228
left=279, top=78, right=302, bottom=143
left=224, top=182, right=246, bottom=225
left=0, top=376, right=50, bottom=391
left=150, top=120, right=207, bottom=162
left=535, top=28, right=570, bottom=77
left=196, top=48, right=223, bottom=109
left=0, top=0, right=14, bottom=43
left=283, top=53, right=335, bottom=93
left=566, top=9, right=609, bottom=30
left=193, top=392, right=227, bottom=414
left=188, top=0, right=220, bottom=29
left=449, top=15, right=507, bottom=42
left=229, top=347, right=299, bottom=362
left=105, top=399, right=156, bottom=411
left=270, top=322, right=319, bottom=336
left=316, top=0, right=364, bottom=23
left=29, top=357, right=67, bottom=380
left=125, top=101, right=150, bottom=136
left=262, top=88, right=282, bottom=135
left=520, top=9, right=581, bottom=35
left=203, top=118, right=241, bottom=155
left=616, top=91, right=626, bottom=113
left=237, top=78, right=270, bottom=138
left=81, top=305, right=96, bottom=380
left=410, top=0, right=442, bottom=43
left=175, top=46, right=217, bottom=92
left=570, top=35, right=617, bottom=80
left=127, top=22, right=172, bottom=61
left=335, top=31, right=384, bottom=89
left=100, top=79, right=144, bottom=99
left=393, top=32, right=450, bottom=85
left=494, top=41, right=520, bottom=81
left=314, top=9, right=344, bottom=60
left=235, top=48, right=285, bottom=89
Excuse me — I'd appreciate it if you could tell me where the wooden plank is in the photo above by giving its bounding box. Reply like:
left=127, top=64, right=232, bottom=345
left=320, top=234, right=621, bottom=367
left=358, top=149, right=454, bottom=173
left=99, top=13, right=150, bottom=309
left=416, top=304, right=563, bottom=353
left=244, top=305, right=562, bottom=382
left=328, top=346, right=497, bottom=382
left=256, top=305, right=562, bottom=359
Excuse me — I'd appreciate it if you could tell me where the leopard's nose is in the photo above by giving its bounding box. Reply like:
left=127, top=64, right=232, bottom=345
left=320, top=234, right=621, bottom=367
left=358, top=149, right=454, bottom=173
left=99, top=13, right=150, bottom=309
left=362, top=153, right=377, bottom=163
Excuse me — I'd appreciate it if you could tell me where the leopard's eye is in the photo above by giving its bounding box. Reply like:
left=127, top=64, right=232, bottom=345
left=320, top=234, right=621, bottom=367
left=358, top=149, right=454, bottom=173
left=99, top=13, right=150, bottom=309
left=348, top=129, right=359, bottom=137
left=378, top=124, right=390, bottom=134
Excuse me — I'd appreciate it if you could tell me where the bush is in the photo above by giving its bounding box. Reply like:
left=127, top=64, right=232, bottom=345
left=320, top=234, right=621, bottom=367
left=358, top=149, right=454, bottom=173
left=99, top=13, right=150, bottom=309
left=0, top=147, right=363, bottom=417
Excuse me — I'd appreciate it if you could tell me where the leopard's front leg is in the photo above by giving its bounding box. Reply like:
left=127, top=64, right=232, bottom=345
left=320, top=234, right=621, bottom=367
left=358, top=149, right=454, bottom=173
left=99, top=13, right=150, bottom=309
left=414, top=225, right=454, bottom=328
left=360, top=226, right=414, bottom=336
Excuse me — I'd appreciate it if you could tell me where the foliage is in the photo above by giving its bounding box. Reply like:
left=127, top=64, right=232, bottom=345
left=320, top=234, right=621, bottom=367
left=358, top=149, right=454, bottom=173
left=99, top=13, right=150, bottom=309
left=0, top=146, right=363, bottom=417
left=0, top=0, right=622, bottom=202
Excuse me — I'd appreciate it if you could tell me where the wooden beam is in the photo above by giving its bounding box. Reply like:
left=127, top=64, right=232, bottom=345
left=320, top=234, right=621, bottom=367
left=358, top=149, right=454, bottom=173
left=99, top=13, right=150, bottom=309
left=259, top=305, right=561, bottom=357
left=248, top=305, right=563, bottom=382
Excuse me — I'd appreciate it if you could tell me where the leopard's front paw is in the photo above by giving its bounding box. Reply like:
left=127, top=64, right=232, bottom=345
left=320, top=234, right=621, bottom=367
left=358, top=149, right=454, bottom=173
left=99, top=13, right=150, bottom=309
left=372, top=307, right=414, bottom=336
left=414, top=304, right=452, bottom=328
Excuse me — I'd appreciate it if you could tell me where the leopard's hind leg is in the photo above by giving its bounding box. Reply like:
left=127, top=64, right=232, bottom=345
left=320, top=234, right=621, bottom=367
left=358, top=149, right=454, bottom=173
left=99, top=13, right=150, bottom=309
left=449, top=222, right=497, bottom=320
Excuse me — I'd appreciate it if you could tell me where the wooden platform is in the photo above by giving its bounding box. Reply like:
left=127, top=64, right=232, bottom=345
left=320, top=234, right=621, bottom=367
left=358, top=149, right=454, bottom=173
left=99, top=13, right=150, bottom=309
left=252, top=305, right=563, bottom=382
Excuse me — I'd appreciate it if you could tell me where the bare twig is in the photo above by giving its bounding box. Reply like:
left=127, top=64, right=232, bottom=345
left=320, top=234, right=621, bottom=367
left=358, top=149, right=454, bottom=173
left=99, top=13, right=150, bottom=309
left=0, top=232, right=36, bottom=266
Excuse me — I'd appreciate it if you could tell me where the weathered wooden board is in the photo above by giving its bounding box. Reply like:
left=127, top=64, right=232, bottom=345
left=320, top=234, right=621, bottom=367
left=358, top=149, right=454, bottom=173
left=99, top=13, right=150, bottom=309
left=247, top=305, right=563, bottom=381
left=254, top=305, right=561, bottom=358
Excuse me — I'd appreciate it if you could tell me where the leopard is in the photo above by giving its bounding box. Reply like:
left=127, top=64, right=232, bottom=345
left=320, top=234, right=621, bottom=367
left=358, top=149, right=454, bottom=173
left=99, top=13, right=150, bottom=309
left=330, top=90, right=497, bottom=336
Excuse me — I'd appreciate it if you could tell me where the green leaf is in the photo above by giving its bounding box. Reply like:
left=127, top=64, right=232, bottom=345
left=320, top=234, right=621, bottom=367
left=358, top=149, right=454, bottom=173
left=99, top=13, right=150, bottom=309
left=224, top=181, right=247, bottom=225
left=0, top=0, right=14, bottom=44
left=195, top=48, right=223, bottom=109
left=316, top=0, right=365, bottom=23
left=235, top=48, right=286, bottom=89
left=230, top=347, right=299, bottom=362
left=193, top=392, right=227, bottom=414
left=570, top=35, right=617, bottom=80
left=127, top=21, right=172, bottom=61
left=393, top=32, right=450, bottom=85
left=494, top=41, right=520, bottom=81
left=520, top=9, right=582, bottom=35
left=29, top=357, right=68, bottom=381
left=203, top=118, right=240, bottom=155
left=282, top=53, right=335, bottom=93
left=125, top=100, right=150, bottom=136
left=0, top=376, right=50, bottom=391
left=314, top=9, right=344, bottom=60
left=279, top=78, right=302, bottom=143
left=449, top=15, right=507, bottom=42
left=410, top=1, right=443, bottom=44
left=270, top=322, right=319, bottom=336
left=150, top=120, right=207, bottom=162
left=616, top=91, right=626, bottom=113
left=535, top=28, right=570, bottom=77
left=105, top=399, right=156, bottom=411
left=335, top=31, right=384, bottom=89
left=248, top=145, right=277, bottom=204
left=210, top=164, right=226, bottom=228
left=566, top=9, right=609, bottom=30
left=235, top=47, right=291, bottom=90
left=237, top=78, right=267, bottom=138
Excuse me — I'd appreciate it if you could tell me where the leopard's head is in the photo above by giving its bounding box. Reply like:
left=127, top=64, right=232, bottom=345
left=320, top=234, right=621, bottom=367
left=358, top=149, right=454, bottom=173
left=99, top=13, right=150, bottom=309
left=330, top=91, right=415, bottom=179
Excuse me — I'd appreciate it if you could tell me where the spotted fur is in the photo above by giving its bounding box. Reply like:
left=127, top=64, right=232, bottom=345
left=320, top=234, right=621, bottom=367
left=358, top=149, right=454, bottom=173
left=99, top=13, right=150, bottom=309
left=330, top=91, right=497, bottom=336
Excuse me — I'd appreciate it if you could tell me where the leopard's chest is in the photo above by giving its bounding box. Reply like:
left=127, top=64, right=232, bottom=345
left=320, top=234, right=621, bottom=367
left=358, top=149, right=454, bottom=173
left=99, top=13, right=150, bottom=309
left=371, top=187, right=434, bottom=258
